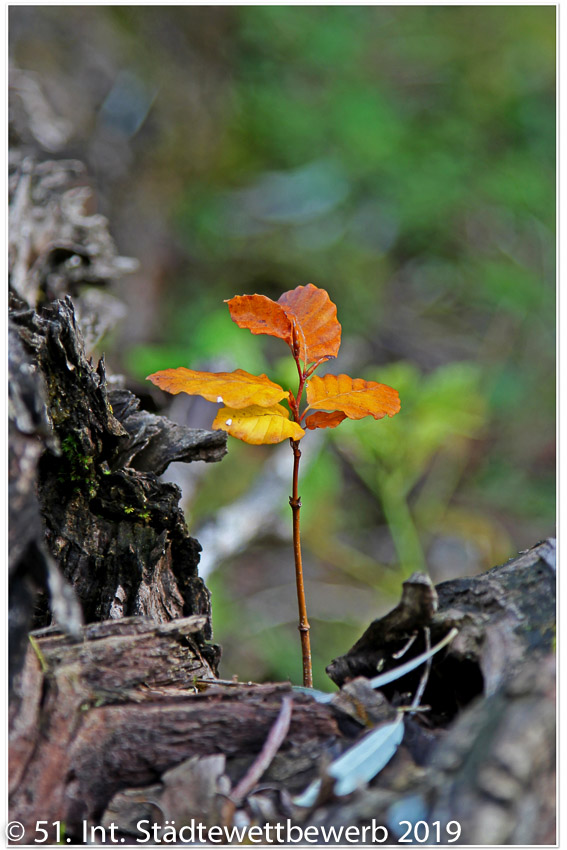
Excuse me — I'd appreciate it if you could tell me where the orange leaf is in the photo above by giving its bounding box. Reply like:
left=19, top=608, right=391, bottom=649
left=278, top=283, right=341, bottom=364
left=226, top=285, right=341, bottom=366
left=225, top=294, right=292, bottom=345
left=305, top=374, right=401, bottom=420
left=212, top=404, right=305, bottom=445
left=147, top=368, right=287, bottom=409
left=303, top=411, right=347, bottom=431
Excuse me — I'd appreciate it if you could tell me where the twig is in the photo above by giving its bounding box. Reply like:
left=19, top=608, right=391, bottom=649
left=369, top=626, right=458, bottom=690
left=230, top=695, right=293, bottom=806
left=392, top=631, right=418, bottom=659
left=410, top=627, right=431, bottom=713
left=28, top=634, right=49, bottom=674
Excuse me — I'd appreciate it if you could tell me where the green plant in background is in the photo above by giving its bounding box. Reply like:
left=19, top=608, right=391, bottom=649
left=113, top=8, right=553, bottom=563
left=148, top=284, right=400, bottom=686
left=332, top=362, right=489, bottom=576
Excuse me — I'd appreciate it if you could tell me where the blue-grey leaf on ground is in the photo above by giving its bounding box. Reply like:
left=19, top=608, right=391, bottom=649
left=294, top=716, right=404, bottom=806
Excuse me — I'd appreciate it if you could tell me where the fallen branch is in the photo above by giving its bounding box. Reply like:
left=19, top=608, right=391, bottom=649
left=230, top=695, right=294, bottom=806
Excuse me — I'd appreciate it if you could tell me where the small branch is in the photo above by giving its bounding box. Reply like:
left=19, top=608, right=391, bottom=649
left=230, top=695, right=293, bottom=805
left=194, top=678, right=259, bottom=688
left=293, top=366, right=307, bottom=422
left=286, top=356, right=313, bottom=688
left=392, top=631, right=418, bottom=659
left=410, top=627, right=431, bottom=713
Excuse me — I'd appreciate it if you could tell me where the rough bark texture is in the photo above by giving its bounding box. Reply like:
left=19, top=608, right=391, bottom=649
left=327, top=540, right=556, bottom=723
left=10, top=616, right=338, bottom=834
left=9, top=543, right=555, bottom=845
left=312, top=540, right=556, bottom=845
left=9, top=154, right=227, bottom=694
left=10, top=289, right=225, bottom=635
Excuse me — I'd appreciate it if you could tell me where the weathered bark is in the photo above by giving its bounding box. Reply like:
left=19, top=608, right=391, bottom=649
left=9, top=616, right=338, bottom=837
left=10, top=290, right=225, bottom=633
left=309, top=539, right=556, bottom=845
left=9, top=154, right=227, bottom=694
left=328, top=540, right=556, bottom=723
left=9, top=543, right=555, bottom=845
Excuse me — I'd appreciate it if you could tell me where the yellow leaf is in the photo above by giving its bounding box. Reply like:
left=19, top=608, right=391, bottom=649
left=147, top=368, right=286, bottom=409
left=212, top=404, right=305, bottom=445
left=306, top=374, right=401, bottom=420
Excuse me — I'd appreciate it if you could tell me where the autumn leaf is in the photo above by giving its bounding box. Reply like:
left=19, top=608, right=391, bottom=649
left=147, top=368, right=287, bottom=409
left=226, top=284, right=341, bottom=366
left=278, top=283, right=341, bottom=365
left=212, top=404, right=305, bottom=445
left=305, top=374, right=401, bottom=420
left=225, top=294, right=292, bottom=346
left=303, top=411, right=347, bottom=430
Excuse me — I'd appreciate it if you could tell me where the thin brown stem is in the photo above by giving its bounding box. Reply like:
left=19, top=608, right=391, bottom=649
left=287, top=358, right=312, bottom=686
left=293, top=350, right=303, bottom=384
left=290, top=369, right=306, bottom=421
left=289, top=438, right=312, bottom=687
left=303, top=358, right=324, bottom=379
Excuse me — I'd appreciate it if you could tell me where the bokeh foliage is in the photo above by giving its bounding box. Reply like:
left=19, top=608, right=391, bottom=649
left=10, top=5, right=555, bottom=686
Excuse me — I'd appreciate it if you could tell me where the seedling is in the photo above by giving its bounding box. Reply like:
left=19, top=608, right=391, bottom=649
left=148, top=284, right=400, bottom=686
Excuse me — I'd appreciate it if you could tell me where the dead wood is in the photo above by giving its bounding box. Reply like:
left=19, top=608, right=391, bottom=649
left=9, top=154, right=227, bottom=694
left=9, top=616, right=338, bottom=836
left=328, top=539, right=556, bottom=724
left=9, top=543, right=556, bottom=845
left=306, top=539, right=556, bottom=845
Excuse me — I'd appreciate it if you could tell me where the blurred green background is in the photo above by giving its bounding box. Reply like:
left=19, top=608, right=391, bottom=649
left=10, top=6, right=555, bottom=688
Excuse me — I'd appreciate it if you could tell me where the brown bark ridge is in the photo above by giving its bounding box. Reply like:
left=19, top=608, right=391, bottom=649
left=9, top=617, right=339, bottom=837
left=327, top=539, right=556, bottom=719
left=9, top=542, right=555, bottom=845
left=313, top=538, right=555, bottom=844
left=9, top=152, right=227, bottom=694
